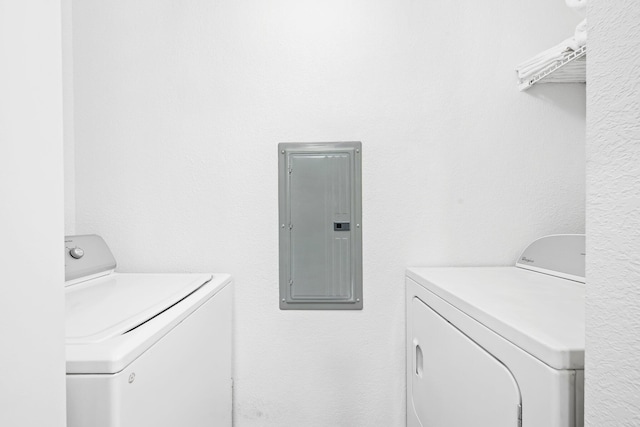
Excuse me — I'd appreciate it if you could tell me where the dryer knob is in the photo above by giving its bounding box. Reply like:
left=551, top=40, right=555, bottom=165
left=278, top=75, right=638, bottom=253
left=69, top=247, right=84, bottom=259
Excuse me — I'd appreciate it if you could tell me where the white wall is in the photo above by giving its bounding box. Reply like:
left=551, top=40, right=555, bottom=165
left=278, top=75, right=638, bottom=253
left=586, top=1, right=640, bottom=425
left=0, top=1, right=67, bottom=426
left=71, top=1, right=585, bottom=425
left=63, top=0, right=76, bottom=235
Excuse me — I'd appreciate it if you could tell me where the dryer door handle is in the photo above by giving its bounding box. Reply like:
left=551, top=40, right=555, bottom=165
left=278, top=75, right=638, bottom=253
left=415, top=341, right=423, bottom=377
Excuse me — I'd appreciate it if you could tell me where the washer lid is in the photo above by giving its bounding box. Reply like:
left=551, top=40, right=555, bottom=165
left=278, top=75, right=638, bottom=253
left=406, top=266, right=585, bottom=370
left=65, top=273, right=212, bottom=344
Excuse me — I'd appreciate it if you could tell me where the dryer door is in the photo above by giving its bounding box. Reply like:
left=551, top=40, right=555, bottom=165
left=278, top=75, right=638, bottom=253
left=410, top=297, right=521, bottom=427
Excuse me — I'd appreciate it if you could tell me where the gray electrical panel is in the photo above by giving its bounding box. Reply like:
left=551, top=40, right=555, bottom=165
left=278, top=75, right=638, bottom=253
left=278, top=142, right=363, bottom=310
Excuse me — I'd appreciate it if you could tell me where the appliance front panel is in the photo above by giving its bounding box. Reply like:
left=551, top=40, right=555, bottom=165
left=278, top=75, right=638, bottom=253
left=67, top=283, right=232, bottom=427
left=410, top=296, right=521, bottom=427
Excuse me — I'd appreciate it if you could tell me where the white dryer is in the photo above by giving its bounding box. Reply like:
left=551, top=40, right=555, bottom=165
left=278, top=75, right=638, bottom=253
left=406, top=235, right=585, bottom=427
left=64, top=235, right=233, bottom=427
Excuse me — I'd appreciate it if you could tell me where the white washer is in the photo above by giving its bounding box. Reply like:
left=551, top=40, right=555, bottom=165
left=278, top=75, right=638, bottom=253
left=65, top=235, right=233, bottom=427
left=406, top=235, right=585, bottom=427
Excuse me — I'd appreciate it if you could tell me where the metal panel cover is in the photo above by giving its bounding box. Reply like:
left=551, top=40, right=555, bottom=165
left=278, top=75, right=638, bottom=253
left=278, top=142, right=362, bottom=310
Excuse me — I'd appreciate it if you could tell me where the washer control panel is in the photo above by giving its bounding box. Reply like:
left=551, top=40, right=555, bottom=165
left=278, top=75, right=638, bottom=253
left=69, top=247, right=85, bottom=259
left=65, top=234, right=116, bottom=283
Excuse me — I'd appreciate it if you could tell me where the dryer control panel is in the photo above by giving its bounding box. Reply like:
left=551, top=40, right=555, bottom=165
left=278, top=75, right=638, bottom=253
left=516, top=234, right=585, bottom=283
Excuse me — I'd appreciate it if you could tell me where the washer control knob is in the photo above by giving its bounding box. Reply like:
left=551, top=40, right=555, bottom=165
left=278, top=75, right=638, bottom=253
left=69, top=247, right=84, bottom=259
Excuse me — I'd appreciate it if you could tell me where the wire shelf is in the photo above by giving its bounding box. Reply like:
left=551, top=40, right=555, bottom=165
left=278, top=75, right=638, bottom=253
left=518, top=45, right=587, bottom=91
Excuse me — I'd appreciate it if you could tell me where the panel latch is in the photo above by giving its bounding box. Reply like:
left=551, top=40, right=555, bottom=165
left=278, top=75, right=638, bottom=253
left=333, top=222, right=350, bottom=231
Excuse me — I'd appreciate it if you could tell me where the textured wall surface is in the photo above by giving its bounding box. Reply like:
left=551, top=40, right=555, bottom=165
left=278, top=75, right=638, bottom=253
left=586, top=1, right=640, bottom=425
left=71, top=1, right=585, bottom=425
left=0, top=1, right=67, bottom=425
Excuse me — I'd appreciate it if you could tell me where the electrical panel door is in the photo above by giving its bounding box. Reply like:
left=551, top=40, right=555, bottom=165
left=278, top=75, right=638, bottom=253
left=278, top=142, right=362, bottom=310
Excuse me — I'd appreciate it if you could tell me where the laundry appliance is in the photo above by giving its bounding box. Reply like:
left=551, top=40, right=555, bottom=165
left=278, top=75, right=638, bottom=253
left=407, top=234, right=585, bottom=427
left=65, top=234, right=232, bottom=427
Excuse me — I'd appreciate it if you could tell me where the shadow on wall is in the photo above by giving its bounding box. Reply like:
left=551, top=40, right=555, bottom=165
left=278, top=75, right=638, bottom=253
left=524, top=84, right=586, bottom=118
